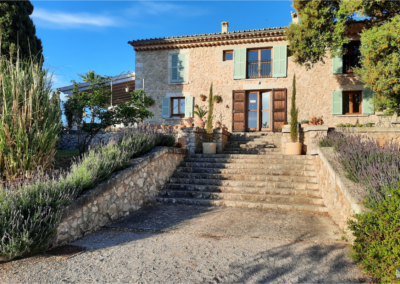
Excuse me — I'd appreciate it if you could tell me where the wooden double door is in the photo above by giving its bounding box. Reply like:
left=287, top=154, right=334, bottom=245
left=232, top=89, right=287, bottom=132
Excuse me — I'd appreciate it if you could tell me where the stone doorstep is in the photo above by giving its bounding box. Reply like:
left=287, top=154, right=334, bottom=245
left=163, top=184, right=321, bottom=198
left=179, top=162, right=315, bottom=171
left=175, top=167, right=317, bottom=177
left=170, top=174, right=317, bottom=183
left=168, top=178, right=319, bottom=190
left=158, top=190, right=324, bottom=205
left=154, top=197, right=329, bottom=213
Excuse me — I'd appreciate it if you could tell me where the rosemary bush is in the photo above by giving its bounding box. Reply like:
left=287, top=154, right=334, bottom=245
left=0, top=57, right=61, bottom=182
left=0, top=127, right=175, bottom=258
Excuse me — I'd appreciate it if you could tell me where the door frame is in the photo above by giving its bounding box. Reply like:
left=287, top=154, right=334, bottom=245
left=245, top=89, right=273, bottom=132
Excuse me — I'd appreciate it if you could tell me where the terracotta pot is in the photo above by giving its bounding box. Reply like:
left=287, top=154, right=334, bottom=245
left=186, top=122, right=193, bottom=128
left=200, top=96, right=206, bottom=101
left=154, top=126, right=158, bottom=130
left=286, top=142, right=302, bottom=155
left=173, top=125, right=179, bottom=130
left=214, top=99, right=221, bottom=103
left=179, top=125, right=185, bottom=129
left=161, top=125, right=166, bottom=129
left=301, top=124, right=309, bottom=128
left=195, top=118, right=205, bottom=128
left=167, top=125, right=172, bottom=129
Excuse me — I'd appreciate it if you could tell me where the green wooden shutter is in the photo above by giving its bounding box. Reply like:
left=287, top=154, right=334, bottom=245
left=332, top=90, right=343, bottom=115
left=178, top=53, right=186, bottom=82
left=171, top=54, right=179, bottom=82
left=273, top=45, right=287, bottom=78
left=185, top=96, right=194, bottom=118
left=162, top=97, right=171, bottom=118
left=332, top=50, right=343, bottom=74
left=233, top=48, right=246, bottom=79
left=362, top=89, right=375, bottom=114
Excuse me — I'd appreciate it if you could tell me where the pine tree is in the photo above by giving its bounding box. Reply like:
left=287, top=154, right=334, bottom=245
left=0, top=1, right=43, bottom=61
left=290, top=75, right=298, bottom=143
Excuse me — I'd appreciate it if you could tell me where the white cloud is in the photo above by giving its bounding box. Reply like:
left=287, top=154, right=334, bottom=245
left=127, top=1, right=208, bottom=17
left=32, top=8, right=120, bottom=29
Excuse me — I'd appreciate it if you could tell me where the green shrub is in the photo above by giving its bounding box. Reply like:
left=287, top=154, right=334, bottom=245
left=348, top=188, right=400, bottom=283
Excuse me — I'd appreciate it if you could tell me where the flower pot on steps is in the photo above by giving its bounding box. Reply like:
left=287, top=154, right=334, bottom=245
left=203, top=142, right=216, bottom=154
left=286, top=142, right=302, bottom=155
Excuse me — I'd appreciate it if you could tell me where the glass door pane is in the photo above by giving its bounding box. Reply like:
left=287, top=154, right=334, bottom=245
left=248, top=92, right=258, bottom=129
left=261, top=92, right=271, bottom=130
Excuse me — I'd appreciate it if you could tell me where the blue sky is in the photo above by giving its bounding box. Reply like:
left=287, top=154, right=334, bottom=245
left=31, top=1, right=294, bottom=100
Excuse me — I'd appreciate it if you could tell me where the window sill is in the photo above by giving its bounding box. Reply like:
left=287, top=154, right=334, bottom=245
left=334, top=115, right=369, bottom=117
left=165, top=117, right=185, bottom=120
left=168, top=81, right=188, bottom=85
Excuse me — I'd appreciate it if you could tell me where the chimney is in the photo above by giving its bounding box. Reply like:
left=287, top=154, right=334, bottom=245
left=291, top=11, right=299, bottom=24
left=221, top=21, right=229, bottom=33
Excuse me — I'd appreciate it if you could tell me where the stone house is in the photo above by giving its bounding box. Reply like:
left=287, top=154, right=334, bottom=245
left=129, top=13, right=376, bottom=132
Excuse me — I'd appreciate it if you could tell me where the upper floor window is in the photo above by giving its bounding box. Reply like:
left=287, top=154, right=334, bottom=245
left=170, top=53, right=187, bottom=83
left=343, top=41, right=361, bottom=73
left=247, top=48, right=272, bottom=78
left=223, top=50, right=233, bottom=61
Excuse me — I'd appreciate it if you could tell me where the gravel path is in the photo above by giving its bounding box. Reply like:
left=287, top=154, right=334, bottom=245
left=0, top=204, right=370, bottom=283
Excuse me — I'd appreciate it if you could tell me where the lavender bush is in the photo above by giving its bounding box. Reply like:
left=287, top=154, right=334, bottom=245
left=319, top=130, right=400, bottom=208
left=0, top=127, right=175, bottom=258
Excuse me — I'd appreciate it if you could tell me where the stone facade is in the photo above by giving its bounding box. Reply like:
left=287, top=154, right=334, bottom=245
left=134, top=35, right=384, bottom=130
left=55, top=147, right=187, bottom=245
left=314, top=147, right=367, bottom=230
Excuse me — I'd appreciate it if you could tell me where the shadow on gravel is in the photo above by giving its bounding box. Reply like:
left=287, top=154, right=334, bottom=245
left=226, top=238, right=370, bottom=283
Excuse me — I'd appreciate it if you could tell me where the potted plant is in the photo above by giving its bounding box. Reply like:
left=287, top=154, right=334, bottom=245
left=154, top=125, right=158, bottom=130
left=215, top=120, right=221, bottom=129
left=203, top=83, right=217, bottom=154
left=185, top=117, right=194, bottom=128
left=213, top=95, right=222, bottom=103
left=199, top=94, right=206, bottom=101
left=286, top=75, right=302, bottom=155
left=161, top=123, right=166, bottom=130
left=222, top=124, right=228, bottom=131
left=173, top=125, right=179, bottom=130
left=193, top=105, right=207, bottom=128
left=125, top=84, right=130, bottom=93
left=300, top=119, right=309, bottom=128
left=179, top=121, right=185, bottom=129
left=167, top=125, right=172, bottom=129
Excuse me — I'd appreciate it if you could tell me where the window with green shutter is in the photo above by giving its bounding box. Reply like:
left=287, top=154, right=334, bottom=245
left=272, top=45, right=287, bottom=78
left=171, top=53, right=186, bottom=83
left=233, top=48, right=246, bottom=79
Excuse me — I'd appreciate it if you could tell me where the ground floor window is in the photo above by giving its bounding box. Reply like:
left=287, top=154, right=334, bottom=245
left=171, top=97, right=185, bottom=117
left=343, top=91, right=362, bottom=115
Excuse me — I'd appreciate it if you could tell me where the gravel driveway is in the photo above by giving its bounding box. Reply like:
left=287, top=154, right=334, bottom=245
left=0, top=204, right=370, bottom=283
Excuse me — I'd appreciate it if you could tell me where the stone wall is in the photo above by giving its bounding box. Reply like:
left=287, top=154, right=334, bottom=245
left=58, top=131, right=122, bottom=150
left=135, top=37, right=386, bottom=129
left=337, top=127, right=400, bottom=146
left=55, top=147, right=187, bottom=245
left=314, top=147, right=367, bottom=230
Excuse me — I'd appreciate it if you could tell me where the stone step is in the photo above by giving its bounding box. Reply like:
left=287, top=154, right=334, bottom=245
left=155, top=197, right=328, bottom=213
left=179, top=162, right=315, bottom=171
left=158, top=190, right=324, bottom=205
left=188, top=153, right=313, bottom=159
left=183, top=158, right=314, bottom=165
left=222, top=149, right=283, bottom=155
left=171, top=173, right=317, bottom=183
left=168, top=178, right=319, bottom=189
left=163, top=183, right=321, bottom=197
left=175, top=167, right=317, bottom=177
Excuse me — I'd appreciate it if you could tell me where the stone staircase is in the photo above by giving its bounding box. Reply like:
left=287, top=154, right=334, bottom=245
left=156, top=133, right=327, bottom=213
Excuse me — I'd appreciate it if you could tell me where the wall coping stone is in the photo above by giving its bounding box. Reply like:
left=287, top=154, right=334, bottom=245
left=282, top=126, right=329, bottom=133
left=336, top=127, right=400, bottom=133
left=317, top=147, right=368, bottom=215
left=61, top=146, right=187, bottom=219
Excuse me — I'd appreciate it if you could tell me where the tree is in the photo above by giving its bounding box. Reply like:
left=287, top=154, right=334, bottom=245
left=66, top=72, right=154, bottom=156
left=206, top=83, right=214, bottom=134
left=0, top=1, right=43, bottom=61
left=286, top=0, right=400, bottom=114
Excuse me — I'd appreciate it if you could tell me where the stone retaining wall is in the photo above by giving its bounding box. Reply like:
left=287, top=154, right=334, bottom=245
left=58, top=131, right=123, bottom=150
left=336, top=127, right=400, bottom=146
left=55, top=147, right=187, bottom=245
left=314, top=147, right=367, bottom=230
